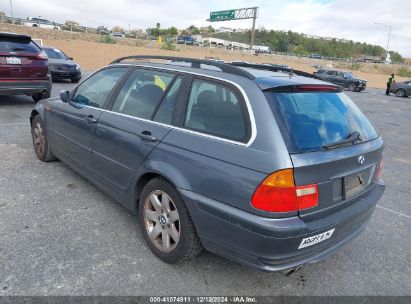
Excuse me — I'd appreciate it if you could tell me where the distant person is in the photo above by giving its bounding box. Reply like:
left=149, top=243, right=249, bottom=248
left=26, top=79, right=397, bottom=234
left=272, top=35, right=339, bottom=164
left=386, top=73, right=395, bottom=95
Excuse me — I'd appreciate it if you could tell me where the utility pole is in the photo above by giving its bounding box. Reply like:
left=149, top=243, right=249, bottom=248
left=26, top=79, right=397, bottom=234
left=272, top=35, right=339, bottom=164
left=250, top=8, right=257, bottom=51
left=374, top=22, right=392, bottom=62
left=9, top=0, right=13, bottom=18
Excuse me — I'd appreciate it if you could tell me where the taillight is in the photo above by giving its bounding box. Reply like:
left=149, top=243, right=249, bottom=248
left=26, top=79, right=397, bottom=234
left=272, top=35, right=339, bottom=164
left=30, top=51, right=48, bottom=60
left=251, top=169, right=318, bottom=212
left=375, top=159, right=383, bottom=181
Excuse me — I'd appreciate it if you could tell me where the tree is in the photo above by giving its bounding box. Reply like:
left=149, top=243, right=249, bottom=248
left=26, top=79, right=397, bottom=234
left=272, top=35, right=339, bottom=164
left=186, top=25, right=200, bottom=35
left=168, top=26, right=178, bottom=36
left=156, top=23, right=160, bottom=29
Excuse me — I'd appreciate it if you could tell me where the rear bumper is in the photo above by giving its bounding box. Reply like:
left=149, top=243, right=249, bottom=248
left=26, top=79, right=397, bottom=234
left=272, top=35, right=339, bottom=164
left=180, top=182, right=385, bottom=272
left=51, top=70, right=81, bottom=80
left=0, top=80, right=52, bottom=97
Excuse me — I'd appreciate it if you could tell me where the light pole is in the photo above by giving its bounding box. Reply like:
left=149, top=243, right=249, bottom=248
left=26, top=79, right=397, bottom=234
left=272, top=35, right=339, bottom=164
left=374, top=22, right=392, bottom=60
left=9, top=0, right=13, bottom=18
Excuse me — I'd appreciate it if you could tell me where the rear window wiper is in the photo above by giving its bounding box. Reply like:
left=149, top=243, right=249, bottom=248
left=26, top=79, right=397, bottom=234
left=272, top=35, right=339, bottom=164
left=322, top=131, right=362, bottom=150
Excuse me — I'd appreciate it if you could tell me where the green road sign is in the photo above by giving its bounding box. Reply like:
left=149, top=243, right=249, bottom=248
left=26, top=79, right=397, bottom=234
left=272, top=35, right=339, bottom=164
left=210, top=10, right=236, bottom=22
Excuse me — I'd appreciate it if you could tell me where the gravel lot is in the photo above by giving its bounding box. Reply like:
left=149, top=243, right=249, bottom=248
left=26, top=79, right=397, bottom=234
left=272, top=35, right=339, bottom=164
left=0, top=77, right=410, bottom=296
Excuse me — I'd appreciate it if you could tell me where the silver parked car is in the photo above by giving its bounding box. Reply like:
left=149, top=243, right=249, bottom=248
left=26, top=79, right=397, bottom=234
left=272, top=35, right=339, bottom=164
left=389, top=80, right=411, bottom=97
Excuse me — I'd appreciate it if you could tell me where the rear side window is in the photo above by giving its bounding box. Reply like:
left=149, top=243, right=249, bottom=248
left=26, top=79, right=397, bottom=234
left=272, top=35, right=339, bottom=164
left=0, top=37, right=40, bottom=53
left=111, top=69, right=174, bottom=119
left=154, top=77, right=183, bottom=124
left=72, top=68, right=127, bottom=108
left=185, top=79, right=249, bottom=142
left=265, top=92, right=379, bottom=153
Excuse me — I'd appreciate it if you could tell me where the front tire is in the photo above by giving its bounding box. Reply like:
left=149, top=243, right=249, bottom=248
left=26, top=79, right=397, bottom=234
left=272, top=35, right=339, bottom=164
left=139, top=178, right=203, bottom=264
left=31, top=115, right=56, bottom=162
left=396, top=89, right=406, bottom=97
left=71, top=78, right=80, bottom=83
left=348, top=83, right=356, bottom=92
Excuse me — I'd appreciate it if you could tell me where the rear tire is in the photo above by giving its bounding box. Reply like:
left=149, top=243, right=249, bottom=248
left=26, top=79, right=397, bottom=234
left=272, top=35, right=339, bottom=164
left=396, top=89, right=406, bottom=97
left=139, top=178, right=203, bottom=264
left=31, top=115, right=56, bottom=162
left=32, top=94, right=42, bottom=103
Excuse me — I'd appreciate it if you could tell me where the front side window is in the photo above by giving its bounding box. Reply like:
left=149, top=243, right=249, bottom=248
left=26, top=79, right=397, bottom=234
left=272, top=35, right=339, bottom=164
left=111, top=69, right=174, bottom=119
left=265, top=92, right=379, bottom=153
left=72, top=68, right=127, bottom=108
left=185, top=79, right=249, bottom=142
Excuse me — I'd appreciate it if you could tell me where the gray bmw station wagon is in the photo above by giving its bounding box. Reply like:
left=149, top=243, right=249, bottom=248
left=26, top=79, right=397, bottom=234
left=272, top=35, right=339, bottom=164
left=30, top=56, right=385, bottom=272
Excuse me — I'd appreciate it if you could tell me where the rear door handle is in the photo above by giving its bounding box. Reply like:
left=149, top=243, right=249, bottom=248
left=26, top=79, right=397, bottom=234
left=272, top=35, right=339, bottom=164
left=86, top=114, right=97, bottom=124
left=138, top=131, right=157, bottom=142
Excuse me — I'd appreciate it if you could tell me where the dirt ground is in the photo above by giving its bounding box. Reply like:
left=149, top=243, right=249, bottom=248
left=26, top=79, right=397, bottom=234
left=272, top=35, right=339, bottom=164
left=1, top=24, right=410, bottom=89
left=43, top=38, right=409, bottom=89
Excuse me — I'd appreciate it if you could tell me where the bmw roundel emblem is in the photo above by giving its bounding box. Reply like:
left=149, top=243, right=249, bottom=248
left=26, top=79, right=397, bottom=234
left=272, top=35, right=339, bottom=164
left=358, top=155, right=365, bottom=166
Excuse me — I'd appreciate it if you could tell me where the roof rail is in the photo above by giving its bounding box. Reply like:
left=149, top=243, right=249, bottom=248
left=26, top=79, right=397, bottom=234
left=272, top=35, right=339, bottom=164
left=228, top=62, right=319, bottom=79
left=110, top=55, right=256, bottom=80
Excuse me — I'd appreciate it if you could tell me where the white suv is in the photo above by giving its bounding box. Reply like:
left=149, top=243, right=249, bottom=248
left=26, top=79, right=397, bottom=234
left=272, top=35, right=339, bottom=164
left=23, top=17, right=60, bottom=30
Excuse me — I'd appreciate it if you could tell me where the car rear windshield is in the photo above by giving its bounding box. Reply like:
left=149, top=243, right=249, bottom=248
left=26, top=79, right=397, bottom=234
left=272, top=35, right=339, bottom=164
left=265, top=91, right=379, bottom=153
left=0, top=37, right=40, bottom=53
left=44, top=48, right=67, bottom=59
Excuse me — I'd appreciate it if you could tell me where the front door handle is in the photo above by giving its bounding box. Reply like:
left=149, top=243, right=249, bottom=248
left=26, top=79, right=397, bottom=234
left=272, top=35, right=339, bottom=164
left=86, top=114, right=97, bottom=124
left=138, top=131, right=157, bottom=142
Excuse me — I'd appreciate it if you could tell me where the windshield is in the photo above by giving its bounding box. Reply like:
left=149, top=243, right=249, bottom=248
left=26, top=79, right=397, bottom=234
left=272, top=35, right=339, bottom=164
left=265, top=92, right=379, bottom=153
left=44, top=48, right=68, bottom=59
left=344, top=72, right=355, bottom=79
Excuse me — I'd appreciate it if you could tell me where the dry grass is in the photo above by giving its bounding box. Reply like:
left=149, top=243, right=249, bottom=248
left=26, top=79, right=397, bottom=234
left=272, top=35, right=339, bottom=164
left=2, top=23, right=410, bottom=88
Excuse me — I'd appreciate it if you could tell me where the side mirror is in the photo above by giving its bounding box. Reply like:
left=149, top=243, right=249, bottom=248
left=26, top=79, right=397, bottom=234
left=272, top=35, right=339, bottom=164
left=60, top=90, right=70, bottom=103
left=68, top=57, right=73, bottom=60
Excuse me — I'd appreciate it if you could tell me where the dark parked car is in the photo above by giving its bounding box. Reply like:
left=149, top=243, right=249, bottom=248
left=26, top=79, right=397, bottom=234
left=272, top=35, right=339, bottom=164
left=42, top=47, right=82, bottom=83
left=30, top=56, right=385, bottom=272
left=314, top=69, right=367, bottom=92
left=0, top=32, right=51, bottom=102
left=388, top=80, right=411, bottom=97
left=97, top=26, right=111, bottom=35
left=309, top=54, right=322, bottom=59
left=176, top=36, right=194, bottom=45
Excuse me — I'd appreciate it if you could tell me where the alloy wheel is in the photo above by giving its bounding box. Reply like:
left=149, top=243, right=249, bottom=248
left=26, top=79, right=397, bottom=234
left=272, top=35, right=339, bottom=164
left=143, top=190, right=180, bottom=252
left=33, top=122, right=46, bottom=156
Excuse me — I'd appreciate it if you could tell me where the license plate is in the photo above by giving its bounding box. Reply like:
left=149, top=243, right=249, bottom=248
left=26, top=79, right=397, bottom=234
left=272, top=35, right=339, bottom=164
left=344, top=168, right=372, bottom=199
left=298, top=228, right=335, bottom=249
left=6, top=57, right=21, bottom=64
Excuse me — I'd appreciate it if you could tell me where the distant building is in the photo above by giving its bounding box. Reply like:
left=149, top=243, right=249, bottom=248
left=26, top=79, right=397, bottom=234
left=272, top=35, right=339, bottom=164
left=217, top=27, right=233, bottom=33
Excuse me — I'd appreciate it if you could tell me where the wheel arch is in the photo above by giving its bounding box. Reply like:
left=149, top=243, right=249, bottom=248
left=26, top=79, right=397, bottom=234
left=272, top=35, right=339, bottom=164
left=30, top=109, right=40, bottom=126
left=134, top=161, right=191, bottom=209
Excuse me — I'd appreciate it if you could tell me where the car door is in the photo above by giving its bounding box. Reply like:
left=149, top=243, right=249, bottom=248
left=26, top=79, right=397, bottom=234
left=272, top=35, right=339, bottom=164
left=335, top=71, right=346, bottom=86
left=92, top=68, right=184, bottom=196
left=407, top=81, right=411, bottom=95
left=49, top=67, right=128, bottom=174
left=324, top=70, right=338, bottom=84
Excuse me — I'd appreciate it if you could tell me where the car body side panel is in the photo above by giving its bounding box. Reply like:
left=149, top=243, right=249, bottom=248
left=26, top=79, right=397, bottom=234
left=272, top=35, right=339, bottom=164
left=149, top=130, right=299, bottom=218
left=92, top=111, right=173, bottom=192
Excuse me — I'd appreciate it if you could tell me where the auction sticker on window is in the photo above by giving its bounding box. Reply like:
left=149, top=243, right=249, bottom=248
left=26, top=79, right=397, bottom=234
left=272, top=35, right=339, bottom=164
left=298, top=228, right=335, bottom=249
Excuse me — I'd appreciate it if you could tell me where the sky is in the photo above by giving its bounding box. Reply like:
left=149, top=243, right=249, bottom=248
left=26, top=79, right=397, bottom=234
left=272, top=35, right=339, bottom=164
left=2, top=0, right=410, bottom=56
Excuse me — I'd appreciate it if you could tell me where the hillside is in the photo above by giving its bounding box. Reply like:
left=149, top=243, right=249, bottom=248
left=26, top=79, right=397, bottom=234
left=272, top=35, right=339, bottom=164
left=1, top=24, right=410, bottom=88
left=213, top=30, right=404, bottom=62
